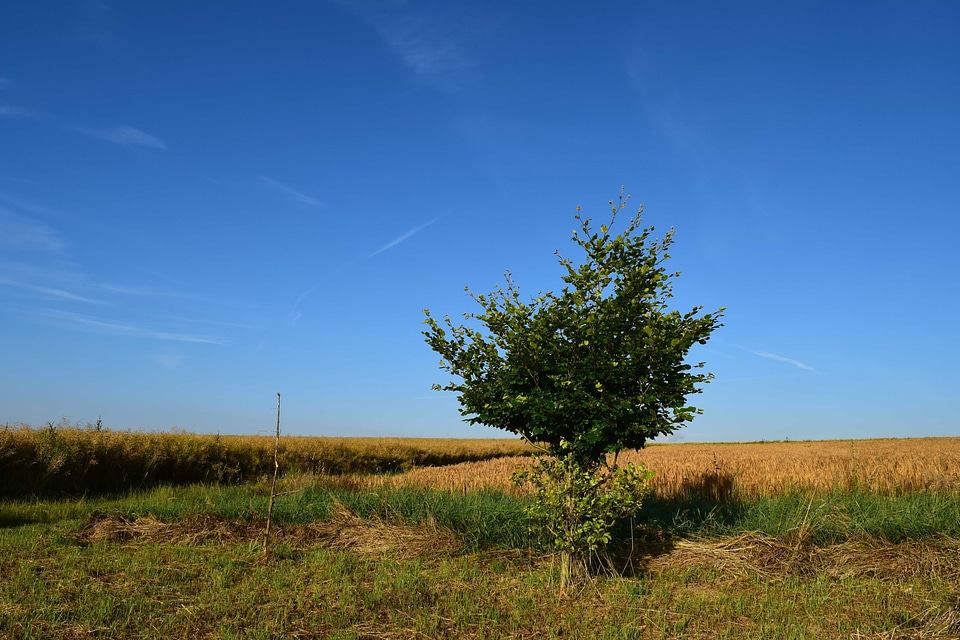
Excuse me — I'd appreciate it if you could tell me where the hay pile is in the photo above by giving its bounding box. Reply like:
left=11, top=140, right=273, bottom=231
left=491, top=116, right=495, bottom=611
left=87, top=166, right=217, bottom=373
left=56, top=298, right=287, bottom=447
left=74, top=504, right=462, bottom=558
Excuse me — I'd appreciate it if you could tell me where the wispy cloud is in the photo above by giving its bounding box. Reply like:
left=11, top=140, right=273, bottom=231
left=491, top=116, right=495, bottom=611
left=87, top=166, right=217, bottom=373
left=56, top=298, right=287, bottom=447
left=92, top=267, right=266, bottom=314
left=0, top=104, right=31, bottom=117
left=76, top=0, right=129, bottom=54
left=752, top=350, right=820, bottom=374
left=151, top=350, right=186, bottom=369
left=94, top=282, right=174, bottom=297
left=719, top=373, right=818, bottom=383
left=71, top=124, right=167, bottom=149
left=0, top=278, right=101, bottom=304
left=287, top=216, right=439, bottom=325
left=92, top=282, right=224, bottom=304
left=43, top=310, right=225, bottom=344
left=0, top=102, right=163, bottom=151
left=0, top=208, right=67, bottom=254
left=288, top=285, right=318, bottom=326
left=0, top=191, right=56, bottom=215
left=333, top=0, right=481, bottom=88
left=382, top=17, right=468, bottom=75
left=369, top=218, right=439, bottom=258
left=259, top=177, right=324, bottom=207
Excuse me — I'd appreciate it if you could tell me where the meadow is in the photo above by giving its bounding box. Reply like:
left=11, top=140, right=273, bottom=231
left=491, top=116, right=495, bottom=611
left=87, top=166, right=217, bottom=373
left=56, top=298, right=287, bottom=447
left=1, top=426, right=959, bottom=639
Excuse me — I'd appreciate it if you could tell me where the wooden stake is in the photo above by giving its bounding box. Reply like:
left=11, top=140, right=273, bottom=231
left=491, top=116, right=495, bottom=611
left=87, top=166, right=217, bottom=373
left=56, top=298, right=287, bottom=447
left=263, top=393, right=281, bottom=556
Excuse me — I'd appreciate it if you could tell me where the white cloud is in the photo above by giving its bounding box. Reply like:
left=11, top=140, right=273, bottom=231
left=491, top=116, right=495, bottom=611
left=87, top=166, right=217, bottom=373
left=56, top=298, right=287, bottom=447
left=0, top=278, right=101, bottom=304
left=0, top=104, right=30, bottom=117
left=333, top=0, right=481, bottom=88
left=0, top=208, right=66, bottom=254
left=260, top=177, right=324, bottom=207
left=752, top=350, right=820, bottom=374
left=382, top=17, right=468, bottom=75
left=0, top=104, right=165, bottom=151
left=72, top=124, right=167, bottom=149
left=94, top=282, right=172, bottom=296
left=288, top=285, right=317, bottom=326
left=151, top=351, right=186, bottom=369
left=0, top=191, right=62, bottom=216
left=369, top=217, right=439, bottom=257
left=43, top=310, right=225, bottom=344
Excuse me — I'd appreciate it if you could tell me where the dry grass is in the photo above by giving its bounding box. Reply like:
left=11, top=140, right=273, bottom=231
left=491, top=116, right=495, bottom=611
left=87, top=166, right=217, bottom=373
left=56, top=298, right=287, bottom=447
left=0, top=421, right=532, bottom=497
left=74, top=505, right=463, bottom=559
left=635, top=534, right=960, bottom=640
left=75, top=512, right=263, bottom=546
left=370, top=438, right=960, bottom=499
left=640, top=533, right=960, bottom=582
left=309, top=503, right=463, bottom=557
left=75, top=509, right=960, bottom=584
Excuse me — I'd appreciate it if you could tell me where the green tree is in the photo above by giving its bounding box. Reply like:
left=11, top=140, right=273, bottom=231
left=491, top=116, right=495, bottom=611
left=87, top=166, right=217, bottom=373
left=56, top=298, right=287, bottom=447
left=423, top=190, right=723, bottom=589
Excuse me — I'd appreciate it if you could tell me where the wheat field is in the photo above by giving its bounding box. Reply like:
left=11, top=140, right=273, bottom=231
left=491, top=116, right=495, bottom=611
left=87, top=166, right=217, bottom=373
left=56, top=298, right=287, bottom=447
left=5, top=422, right=958, bottom=500
left=373, top=438, right=960, bottom=498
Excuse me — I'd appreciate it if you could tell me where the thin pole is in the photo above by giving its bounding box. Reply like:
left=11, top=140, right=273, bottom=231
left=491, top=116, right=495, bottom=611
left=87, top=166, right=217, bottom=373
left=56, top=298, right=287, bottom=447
left=263, top=393, right=281, bottom=555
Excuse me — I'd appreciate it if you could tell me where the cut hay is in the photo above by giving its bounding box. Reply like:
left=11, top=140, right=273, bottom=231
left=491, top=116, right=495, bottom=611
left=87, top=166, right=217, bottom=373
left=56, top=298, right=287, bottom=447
left=303, top=502, right=462, bottom=557
left=75, top=512, right=262, bottom=545
left=928, top=595, right=960, bottom=638
left=74, top=504, right=462, bottom=559
left=641, top=533, right=960, bottom=582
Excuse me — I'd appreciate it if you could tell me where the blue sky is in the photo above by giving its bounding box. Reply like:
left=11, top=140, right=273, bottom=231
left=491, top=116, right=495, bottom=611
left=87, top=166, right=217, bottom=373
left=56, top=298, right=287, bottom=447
left=1, top=1, right=958, bottom=442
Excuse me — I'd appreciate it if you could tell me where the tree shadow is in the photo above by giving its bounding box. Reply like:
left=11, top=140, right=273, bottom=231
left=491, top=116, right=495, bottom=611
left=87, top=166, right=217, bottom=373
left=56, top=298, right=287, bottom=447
left=601, top=524, right=678, bottom=577
left=603, top=470, right=745, bottom=577
left=0, top=515, right=38, bottom=528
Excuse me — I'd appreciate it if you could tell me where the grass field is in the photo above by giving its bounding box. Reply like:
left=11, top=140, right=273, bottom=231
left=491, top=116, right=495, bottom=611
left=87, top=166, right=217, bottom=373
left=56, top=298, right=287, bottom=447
left=1, top=429, right=959, bottom=638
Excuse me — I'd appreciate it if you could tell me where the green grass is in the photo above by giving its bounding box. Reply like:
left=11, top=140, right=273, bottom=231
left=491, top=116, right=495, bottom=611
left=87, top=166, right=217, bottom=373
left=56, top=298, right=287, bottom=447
left=2, top=480, right=959, bottom=639
left=0, top=480, right=534, bottom=550
left=641, top=488, right=960, bottom=543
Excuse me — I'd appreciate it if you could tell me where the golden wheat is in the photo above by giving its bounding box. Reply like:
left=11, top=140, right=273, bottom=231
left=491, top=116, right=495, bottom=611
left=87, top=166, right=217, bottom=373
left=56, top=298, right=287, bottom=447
left=0, top=423, right=532, bottom=497
left=6, top=422, right=957, bottom=499
left=377, top=438, right=960, bottom=498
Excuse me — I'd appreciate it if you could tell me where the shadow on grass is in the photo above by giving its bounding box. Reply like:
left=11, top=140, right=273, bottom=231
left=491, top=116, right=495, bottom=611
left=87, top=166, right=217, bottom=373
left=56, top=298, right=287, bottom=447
left=0, top=514, right=37, bottom=528
left=640, top=492, right=743, bottom=535
left=642, top=468, right=743, bottom=534
left=0, top=502, right=84, bottom=528
left=605, top=471, right=745, bottom=576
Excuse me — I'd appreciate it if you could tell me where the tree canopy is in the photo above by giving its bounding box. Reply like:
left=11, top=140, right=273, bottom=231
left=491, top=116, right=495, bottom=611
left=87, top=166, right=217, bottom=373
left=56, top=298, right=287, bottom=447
left=423, top=192, right=723, bottom=466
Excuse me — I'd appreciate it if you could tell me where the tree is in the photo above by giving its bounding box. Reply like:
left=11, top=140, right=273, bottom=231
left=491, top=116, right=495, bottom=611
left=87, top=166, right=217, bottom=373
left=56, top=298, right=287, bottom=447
left=422, top=189, right=723, bottom=589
